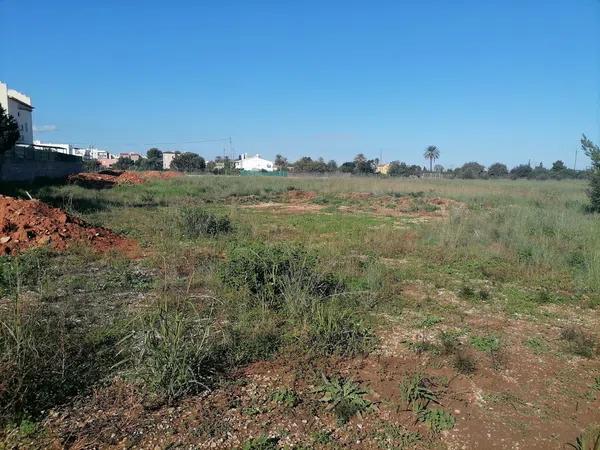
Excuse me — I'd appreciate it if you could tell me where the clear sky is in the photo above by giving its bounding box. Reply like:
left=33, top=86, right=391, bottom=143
left=2, top=0, right=599, bottom=168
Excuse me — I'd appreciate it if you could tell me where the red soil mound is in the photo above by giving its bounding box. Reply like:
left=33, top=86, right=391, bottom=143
left=0, top=196, right=138, bottom=256
left=68, top=170, right=182, bottom=188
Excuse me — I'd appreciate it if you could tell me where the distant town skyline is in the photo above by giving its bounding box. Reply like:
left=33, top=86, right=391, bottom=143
left=2, top=0, right=599, bottom=169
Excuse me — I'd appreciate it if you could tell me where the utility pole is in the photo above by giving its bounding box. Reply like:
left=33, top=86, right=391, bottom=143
left=574, top=146, right=578, bottom=171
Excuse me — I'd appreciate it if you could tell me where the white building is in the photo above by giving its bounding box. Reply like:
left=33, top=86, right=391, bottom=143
left=234, top=153, right=274, bottom=172
left=33, top=140, right=73, bottom=155
left=0, top=82, right=33, bottom=145
left=163, top=152, right=176, bottom=170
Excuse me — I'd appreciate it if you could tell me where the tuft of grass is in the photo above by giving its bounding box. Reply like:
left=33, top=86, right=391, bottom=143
left=567, top=425, right=600, bottom=450
left=316, top=375, right=372, bottom=425
left=453, top=350, right=476, bottom=374
left=178, top=206, right=232, bottom=238
left=470, top=335, right=501, bottom=353
left=306, top=301, right=375, bottom=357
left=127, top=300, right=215, bottom=403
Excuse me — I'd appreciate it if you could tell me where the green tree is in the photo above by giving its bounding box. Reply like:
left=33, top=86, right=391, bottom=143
left=274, top=154, right=288, bottom=170
left=113, top=157, right=135, bottom=170
left=510, top=164, right=532, bottom=179
left=581, top=134, right=600, bottom=212
left=326, top=159, right=338, bottom=172
left=353, top=153, right=375, bottom=174
left=488, top=162, right=508, bottom=178
left=423, top=145, right=440, bottom=172
left=0, top=104, right=20, bottom=153
left=146, top=147, right=162, bottom=160
left=171, top=152, right=206, bottom=172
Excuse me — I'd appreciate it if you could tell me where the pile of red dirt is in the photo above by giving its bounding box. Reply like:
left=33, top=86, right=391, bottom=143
left=0, top=196, right=138, bottom=256
left=68, top=170, right=182, bottom=188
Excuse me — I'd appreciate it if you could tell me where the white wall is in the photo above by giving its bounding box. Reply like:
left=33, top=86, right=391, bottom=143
left=237, top=154, right=274, bottom=171
left=0, top=82, right=33, bottom=145
left=163, top=152, right=176, bottom=169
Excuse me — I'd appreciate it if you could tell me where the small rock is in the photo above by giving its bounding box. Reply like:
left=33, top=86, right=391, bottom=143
left=0, top=236, right=10, bottom=243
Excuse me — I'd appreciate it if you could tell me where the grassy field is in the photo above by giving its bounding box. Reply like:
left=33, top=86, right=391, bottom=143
left=1, top=175, right=599, bottom=449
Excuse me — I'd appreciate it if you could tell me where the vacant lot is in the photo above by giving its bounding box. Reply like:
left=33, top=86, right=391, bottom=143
left=1, top=176, right=598, bottom=449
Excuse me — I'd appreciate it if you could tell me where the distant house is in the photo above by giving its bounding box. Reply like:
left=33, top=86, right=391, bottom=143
left=120, top=152, right=141, bottom=161
left=163, top=152, right=176, bottom=170
left=0, top=82, right=34, bottom=145
left=376, top=163, right=391, bottom=175
left=234, top=153, right=274, bottom=172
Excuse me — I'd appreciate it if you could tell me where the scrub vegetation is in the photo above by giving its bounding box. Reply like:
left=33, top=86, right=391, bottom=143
left=0, top=175, right=598, bottom=449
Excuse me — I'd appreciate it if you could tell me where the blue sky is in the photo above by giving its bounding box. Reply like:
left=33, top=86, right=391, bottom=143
left=1, top=0, right=599, bottom=168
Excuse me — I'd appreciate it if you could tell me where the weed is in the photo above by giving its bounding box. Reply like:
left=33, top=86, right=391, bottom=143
left=220, top=243, right=342, bottom=308
left=418, top=408, right=455, bottom=433
left=399, top=373, right=438, bottom=413
left=459, top=284, right=475, bottom=299
left=127, top=300, right=215, bottom=403
left=524, top=337, right=548, bottom=354
left=178, top=207, right=232, bottom=238
left=438, top=330, right=461, bottom=355
left=374, top=423, right=421, bottom=449
left=470, top=335, right=501, bottom=353
left=241, top=435, right=280, bottom=450
left=567, top=425, right=600, bottom=450
left=561, top=327, right=595, bottom=358
left=271, top=387, right=300, bottom=408
left=311, top=430, right=333, bottom=445
left=419, top=315, right=442, bottom=328
left=316, top=375, right=372, bottom=425
left=453, top=350, right=476, bottom=374
left=306, top=301, right=375, bottom=357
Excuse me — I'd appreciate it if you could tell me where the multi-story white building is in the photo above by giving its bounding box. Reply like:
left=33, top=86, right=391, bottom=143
left=234, top=153, right=274, bottom=172
left=0, top=82, right=34, bottom=145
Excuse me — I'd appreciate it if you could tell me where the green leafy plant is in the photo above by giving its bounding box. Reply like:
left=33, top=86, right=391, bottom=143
left=241, top=435, right=280, bottom=450
left=271, top=387, right=300, bottom=408
left=418, top=408, right=455, bottom=433
left=399, top=373, right=438, bottom=413
left=470, top=335, right=501, bottom=353
left=316, top=375, right=372, bottom=424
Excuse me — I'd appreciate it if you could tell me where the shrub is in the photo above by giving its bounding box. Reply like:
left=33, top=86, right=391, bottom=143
left=241, top=435, right=280, bottom=450
left=219, top=243, right=342, bottom=308
left=306, top=301, right=375, bottom=357
left=316, top=375, right=372, bottom=424
left=178, top=207, right=232, bottom=238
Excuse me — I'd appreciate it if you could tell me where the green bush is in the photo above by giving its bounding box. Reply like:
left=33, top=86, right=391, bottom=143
left=219, top=243, right=342, bottom=308
left=178, top=207, right=232, bottom=238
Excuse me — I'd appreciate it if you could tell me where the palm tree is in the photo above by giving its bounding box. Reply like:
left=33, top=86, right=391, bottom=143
left=423, top=145, right=440, bottom=172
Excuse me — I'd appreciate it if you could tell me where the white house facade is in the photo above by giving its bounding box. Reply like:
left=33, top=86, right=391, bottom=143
left=0, top=82, right=33, bottom=145
left=234, top=153, right=274, bottom=172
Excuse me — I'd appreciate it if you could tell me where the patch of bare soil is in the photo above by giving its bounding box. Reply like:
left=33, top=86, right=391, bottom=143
left=68, top=170, right=182, bottom=188
left=243, top=190, right=465, bottom=220
left=0, top=196, right=139, bottom=256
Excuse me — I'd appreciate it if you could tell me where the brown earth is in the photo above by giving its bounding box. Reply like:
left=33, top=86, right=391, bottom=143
left=68, top=170, right=182, bottom=189
left=243, top=190, right=465, bottom=219
left=0, top=196, right=138, bottom=256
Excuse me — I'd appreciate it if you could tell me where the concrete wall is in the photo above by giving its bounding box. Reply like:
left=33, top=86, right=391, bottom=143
left=0, top=147, right=83, bottom=182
